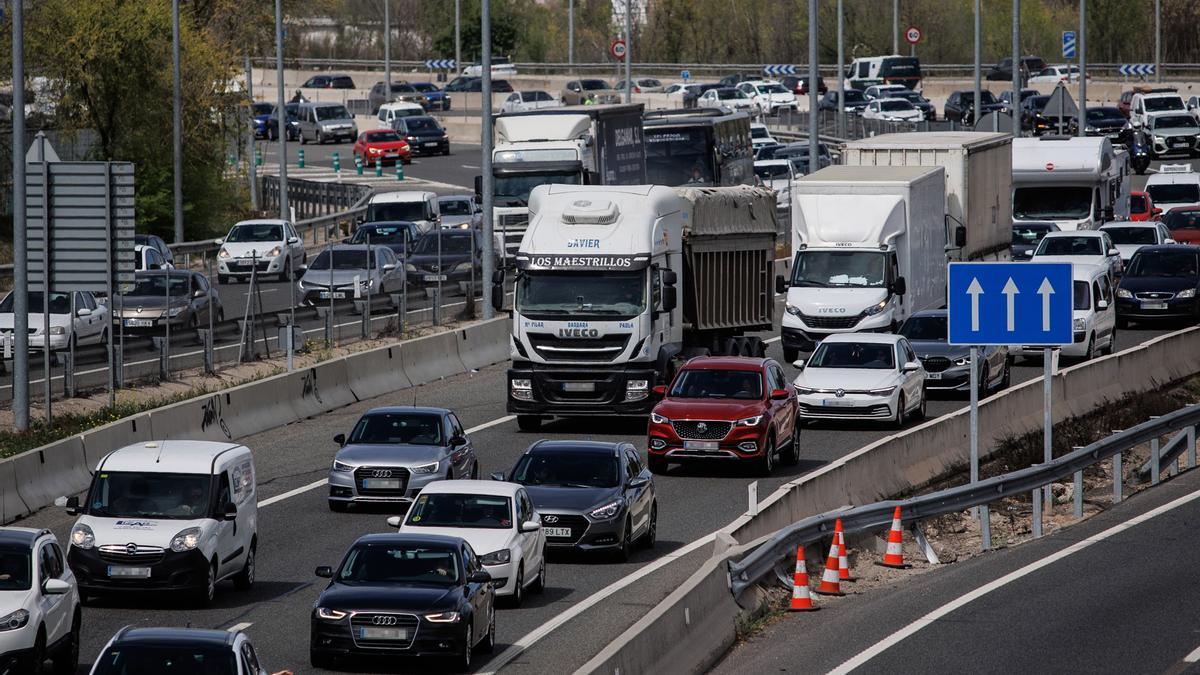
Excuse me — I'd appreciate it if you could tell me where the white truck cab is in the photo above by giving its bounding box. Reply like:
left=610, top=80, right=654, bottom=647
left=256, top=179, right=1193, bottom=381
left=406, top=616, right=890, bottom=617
left=1011, top=136, right=1130, bottom=231
left=1144, top=164, right=1200, bottom=214
left=64, top=441, right=258, bottom=606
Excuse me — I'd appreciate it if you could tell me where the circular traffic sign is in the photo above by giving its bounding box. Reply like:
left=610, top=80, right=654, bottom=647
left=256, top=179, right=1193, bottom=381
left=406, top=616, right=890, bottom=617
left=610, top=40, right=627, bottom=60
left=905, top=26, right=922, bottom=45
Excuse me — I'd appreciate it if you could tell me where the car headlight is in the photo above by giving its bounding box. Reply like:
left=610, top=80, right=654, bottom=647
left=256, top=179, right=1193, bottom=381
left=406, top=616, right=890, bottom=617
left=170, top=526, right=202, bottom=552
left=369, top=147, right=381, bottom=154
left=736, top=415, right=764, bottom=426
left=794, top=385, right=816, bottom=395
left=1073, top=317, right=1087, bottom=332
left=1116, top=288, right=1133, bottom=299
left=511, top=378, right=532, bottom=391
left=49, top=326, right=65, bottom=335
left=1155, top=135, right=1166, bottom=144
left=1178, top=288, right=1197, bottom=298
left=168, top=306, right=185, bottom=317
left=70, top=523, right=95, bottom=549
left=954, top=355, right=972, bottom=366
left=268, top=246, right=282, bottom=258
left=862, top=298, right=889, bottom=316
left=588, top=499, right=623, bottom=520
left=868, top=386, right=897, bottom=395
left=785, top=302, right=801, bottom=316
left=411, top=461, right=439, bottom=474
left=453, top=261, right=472, bottom=272
left=1085, top=125, right=1097, bottom=133
left=423, top=611, right=461, bottom=623
left=332, top=460, right=354, bottom=472
left=0, top=609, right=29, bottom=632
left=650, top=411, right=670, bottom=424
left=316, top=607, right=347, bottom=621
left=479, top=549, right=511, bottom=565
left=219, top=248, right=231, bottom=259
left=405, top=264, right=417, bottom=272
left=359, top=278, right=372, bottom=288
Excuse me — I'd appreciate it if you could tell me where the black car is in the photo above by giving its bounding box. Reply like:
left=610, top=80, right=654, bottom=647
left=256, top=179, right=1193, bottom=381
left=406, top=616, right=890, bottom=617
left=406, top=229, right=497, bottom=293
left=718, top=73, right=754, bottom=87
left=1021, top=94, right=1077, bottom=135
left=444, top=76, right=480, bottom=92
left=265, top=102, right=300, bottom=141
left=1115, top=245, right=1200, bottom=326
left=817, top=89, right=869, bottom=114
left=1084, top=106, right=1131, bottom=144
left=491, top=441, right=656, bottom=562
left=392, top=115, right=449, bottom=156
left=91, top=627, right=274, bottom=675
left=944, top=90, right=1005, bottom=124
left=900, top=310, right=1010, bottom=395
left=310, top=533, right=495, bottom=671
left=302, top=74, right=356, bottom=89
left=987, top=55, right=1047, bottom=81
left=999, top=88, right=1038, bottom=112
left=684, top=83, right=722, bottom=109
left=781, top=75, right=827, bottom=96
left=344, top=222, right=420, bottom=258
left=892, top=90, right=936, bottom=120
left=1012, top=221, right=1059, bottom=260
left=368, top=81, right=430, bottom=114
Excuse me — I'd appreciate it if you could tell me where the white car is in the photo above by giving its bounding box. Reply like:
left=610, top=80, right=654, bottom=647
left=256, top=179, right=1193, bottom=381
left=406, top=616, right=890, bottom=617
left=0, top=528, right=80, bottom=674
left=216, top=219, right=306, bottom=284
left=133, top=244, right=173, bottom=271
left=862, top=84, right=910, bottom=101
left=862, top=98, right=925, bottom=123
left=391, top=480, right=546, bottom=606
left=1099, top=221, right=1176, bottom=265
left=1145, top=165, right=1200, bottom=214
left=1028, top=64, right=1088, bottom=84
left=0, top=290, right=109, bottom=352
left=737, top=80, right=798, bottom=115
left=1015, top=263, right=1116, bottom=360
left=754, top=159, right=796, bottom=210
left=1031, top=229, right=1124, bottom=279
left=697, top=87, right=756, bottom=113
left=462, top=56, right=517, bottom=78
left=1131, top=92, right=1186, bottom=130
left=500, top=90, right=561, bottom=114
left=750, top=123, right=775, bottom=151
left=791, top=333, right=927, bottom=428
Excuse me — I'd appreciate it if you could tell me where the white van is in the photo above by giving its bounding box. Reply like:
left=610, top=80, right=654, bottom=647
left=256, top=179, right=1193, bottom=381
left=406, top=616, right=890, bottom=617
left=364, top=191, right=441, bottom=232
left=1144, top=164, right=1200, bottom=215
left=63, top=441, right=258, bottom=606
left=1014, top=263, right=1116, bottom=361
left=377, top=101, right=425, bottom=127
left=846, top=55, right=922, bottom=91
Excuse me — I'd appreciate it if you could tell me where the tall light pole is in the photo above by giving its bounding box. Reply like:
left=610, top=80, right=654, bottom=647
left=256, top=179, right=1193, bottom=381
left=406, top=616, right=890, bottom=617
left=275, top=0, right=288, bottom=223
left=1077, top=0, right=1087, bottom=138
left=808, top=0, right=818, bottom=175
left=455, top=0, right=462, bottom=73
left=384, top=0, right=391, bottom=104
left=624, top=0, right=633, bottom=103
left=837, top=0, right=844, bottom=138
left=973, top=0, right=981, bottom=128
left=246, top=56, right=258, bottom=211
left=12, top=0, right=28, bottom=431
left=172, top=0, right=183, bottom=243
left=1012, top=0, right=1021, bottom=137
left=893, top=0, right=899, bottom=54
left=568, top=0, right=575, bottom=65
left=1154, top=0, right=1161, bottom=83
left=481, top=0, right=495, bottom=320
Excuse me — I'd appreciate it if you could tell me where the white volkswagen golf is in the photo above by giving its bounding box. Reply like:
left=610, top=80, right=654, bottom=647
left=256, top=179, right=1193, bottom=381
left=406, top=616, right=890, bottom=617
left=791, top=333, right=927, bottom=428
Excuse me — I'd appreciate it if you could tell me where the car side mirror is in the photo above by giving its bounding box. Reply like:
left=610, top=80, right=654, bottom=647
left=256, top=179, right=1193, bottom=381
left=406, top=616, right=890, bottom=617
left=490, top=471, right=506, bottom=481
left=193, top=290, right=205, bottom=299
left=1107, top=247, right=1120, bottom=257
left=627, top=476, right=650, bottom=489
left=64, top=495, right=80, bottom=516
left=792, top=359, right=805, bottom=369
left=383, top=263, right=397, bottom=272
left=288, top=237, right=300, bottom=245
left=519, top=520, right=542, bottom=533
left=1153, top=207, right=1163, bottom=215
left=76, top=308, right=92, bottom=317
left=386, top=516, right=402, bottom=528
left=468, top=570, right=493, bottom=584
left=473, top=175, right=483, bottom=203
left=492, top=269, right=505, bottom=285
left=342, top=237, right=352, bottom=244
left=222, top=502, right=238, bottom=521
left=770, top=388, right=790, bottom=400
left=652, top=384, right=667, bottom=396
left=450, top=435, right=467, bottom=447
left=662, top=286, right=678, bottom=312
left=334, top=433, right=346, bottom=446
left=298, top=264, right=308, bottom=272
left=1166, top=238, right=1176, bottom=244
left=43, top=578, right=71, bottom=595
left=902, top=361, right=921, bottom=373
left=315, top=565, right=334, bottom=578
left=1132, top=120, right=1142, bottom=128
left=890, top=276, right=907, bottom=295
left=215, top=238, right=224, bottom=246
left=775, top=274, right=787, bottom=294
left=1097, top=299, right=1110, bottom=310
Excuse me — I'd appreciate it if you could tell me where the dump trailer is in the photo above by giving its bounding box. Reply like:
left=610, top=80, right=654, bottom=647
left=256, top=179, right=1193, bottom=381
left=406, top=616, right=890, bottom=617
left=506, top=184, right=777, bottom=427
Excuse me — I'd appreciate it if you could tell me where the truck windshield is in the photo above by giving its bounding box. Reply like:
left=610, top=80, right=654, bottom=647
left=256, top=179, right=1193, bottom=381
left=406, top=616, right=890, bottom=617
left=494, top=171, right=582, bottom=207
left=644, top=127, right=716, bottom=186
left=791, top=250, right=886, bottom=288
left=367, top=201, right=428, bottom=222
left=86, top=472, right=212, bottom=519
left=1013, top=186, right=1092, bottom=220
left=517, top=270, right=645, bottom=318
left=1148, top=184, right=1200, bottom=205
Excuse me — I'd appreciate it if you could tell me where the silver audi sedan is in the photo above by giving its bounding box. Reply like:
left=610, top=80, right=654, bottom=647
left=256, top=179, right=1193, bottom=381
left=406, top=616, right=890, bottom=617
left=327, top=406, right=479, bottom=511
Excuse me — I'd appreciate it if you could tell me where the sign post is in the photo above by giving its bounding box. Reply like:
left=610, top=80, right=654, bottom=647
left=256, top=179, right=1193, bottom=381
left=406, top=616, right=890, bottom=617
left=949, top=262, right=1074, bottom=550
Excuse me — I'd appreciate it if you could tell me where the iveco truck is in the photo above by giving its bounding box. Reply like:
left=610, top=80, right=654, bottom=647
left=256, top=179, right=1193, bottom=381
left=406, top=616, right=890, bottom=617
left=506, top=184, right=778, bottom=428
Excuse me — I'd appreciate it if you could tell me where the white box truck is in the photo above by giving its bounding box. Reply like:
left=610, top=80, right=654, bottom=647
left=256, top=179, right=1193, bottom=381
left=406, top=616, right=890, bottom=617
left=779, top=165, right=947, bottom=362
left=506, top=184, right=778, bottom=428
left=1011, top=135, right=1130, bottom=231
left=842, top=131, right=1012, bottom=261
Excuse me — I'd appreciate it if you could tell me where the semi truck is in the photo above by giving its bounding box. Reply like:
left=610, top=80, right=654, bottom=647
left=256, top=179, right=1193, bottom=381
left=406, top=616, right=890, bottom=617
left=506, top=184, right=778, bottom=428
left=477, top=104, right=647, bottom=260
left=1011, top=135, right=1130, bottom=231
left=841, top=131, right=1012, bottom=262
left=780, top=165, right=947, bottom=362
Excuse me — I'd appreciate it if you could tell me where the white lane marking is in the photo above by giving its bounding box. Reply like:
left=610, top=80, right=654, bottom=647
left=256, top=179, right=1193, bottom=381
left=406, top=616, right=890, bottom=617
left=1185, top=645, right=1200, bottom=663
left=765, top=337, right=781, bottom=344
left=828, top=484, right=1200, bottom=675
left=461, top=164, right=480, bottom=169
left=227, top=622, right=253, bottom=633
left=256, top=415, right=515, bottom=508
left=476, top=532, right=718, bottom=675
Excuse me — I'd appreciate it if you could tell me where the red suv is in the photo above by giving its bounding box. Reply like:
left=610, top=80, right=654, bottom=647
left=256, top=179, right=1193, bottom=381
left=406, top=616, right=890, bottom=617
left=646, top=357, right=800, bottom=476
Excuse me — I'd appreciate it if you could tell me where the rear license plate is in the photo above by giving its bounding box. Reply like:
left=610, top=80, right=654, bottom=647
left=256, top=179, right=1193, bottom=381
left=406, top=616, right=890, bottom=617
left=562, top=382, right=595, bottom=392
left=683, top=440, right=720, bottom=451
left=107, top=566, right=151, bottom=578
left=821, top=399, right=857, bottom=407
left=1142, top=302, right=1168, bottom=310
left=363, top=479, right=402, bottom=490
left=358, top=627, right=408, bottom=640
left=926, top=372, right=942, bottom=380
left=123, top=319, right=153, bottom=328
left=319, top=291, right=346, bottom=299
left=423, top=274, right=448, bottom=282
left=544, top=527, right=572, bottom=538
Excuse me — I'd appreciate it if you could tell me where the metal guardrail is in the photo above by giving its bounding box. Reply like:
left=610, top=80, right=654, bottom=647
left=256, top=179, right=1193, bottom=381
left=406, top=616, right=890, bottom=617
left=728, top=402, right=1200, bottom=597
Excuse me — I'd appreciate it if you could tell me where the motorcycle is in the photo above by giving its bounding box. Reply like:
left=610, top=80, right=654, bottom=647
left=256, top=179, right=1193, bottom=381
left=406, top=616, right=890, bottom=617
left=1130, top=129, right=1151, bottom=175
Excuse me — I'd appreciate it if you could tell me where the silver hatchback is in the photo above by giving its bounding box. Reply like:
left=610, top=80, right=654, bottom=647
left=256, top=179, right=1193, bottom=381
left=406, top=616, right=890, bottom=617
left=328, top=407, right=479, bottom=511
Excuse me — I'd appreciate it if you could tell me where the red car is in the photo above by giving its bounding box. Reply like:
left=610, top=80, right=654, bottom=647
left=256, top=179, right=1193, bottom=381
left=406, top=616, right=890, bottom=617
left=1164, top=205, right=1200, bottom=244
left=352, top=129, right=412, bottom=166
left=646, top=357, right=800, bottom=476
left=1129, top=191, right=1163, bottom=221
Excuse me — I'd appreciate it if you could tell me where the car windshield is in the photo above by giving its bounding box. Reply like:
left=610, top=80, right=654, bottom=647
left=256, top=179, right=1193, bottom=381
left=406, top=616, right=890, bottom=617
left=91, top=645, right=237, bottom=675
left=808, top=342, right=897, bottom=369
left=406, top=493, right=513, bottom=529
left=512, top=452, right=620, bottom=488
left=315, top=105, right=350, bottom=121
left=717, top=89, right=746, bottom=100
left=1125, top=250, right=1199, bottom=277
left=1149, top=184, right=1200, bottom=205
left=1144, top=97, right=1184, bottom=112
left=750, top=126, right=769, bottom=139
left=1165, top=209, right=1200, bottom=229
left=127, top=274, right=190, bottom=297
left=967, top=91, right=997, bottom=104
left=347, top=412, right=443, bottom=445
left=1013, top=186, right=1093, bottom=220
left=1036, top=236, right=1103, bottom=256
left=405, top=118, right=442, bottom=133
left=367, top=201, right=427, bottom=222
left=1029, top=96, right=1051, bottom=111
left=880, top=100, right=915, bottom=111
left=252, top=103, right=274, bottom=115
left=494, top=171, right=582, bottom=206
left=669, top=369, right=763, bottom=399
left=412, top=83, right=437, bottom=92
left=225, top=223, right=282, bottom=242
left=86, top=471, right=212, bottom=519
left=1131, top=194, right=1148, bottom=212
left=308, top=249, right=372, bottom=271
left=350, top=225, right=410, bottom=247
left=899, top=315, right=947, bottom=341
left=438, top=199, right=473, bottom=216
left=1087, top=107, right=1121, bottom=120
left=337, top=543, right=460, bottom=585
left=842, top=90, right=867, bottom=103
left=792, top=250, right=886, bottom=288
left=755, top=164, right=790, bottom=181
left=517, top=270, right=645, bottom=318
left=580, top=80, right=609, bottom=91
left=1013, top=224, right=1056, bottom=246
left=0, top=548, right=31, bottom=590
left=412, top=232, right=474, bottom=255
left=366, top=131, right=403, bottom=143
left=758, top=84, right=788, bottom=94
left=1152, top=116, right=1198, bottom=130
left=1103, top=227, right=1158, bottom=245
left=0, top=291, right=70, bottom=314
left=896, top=92, right=925, bottom=103
left=1073, top=280, right=1091, bottom=310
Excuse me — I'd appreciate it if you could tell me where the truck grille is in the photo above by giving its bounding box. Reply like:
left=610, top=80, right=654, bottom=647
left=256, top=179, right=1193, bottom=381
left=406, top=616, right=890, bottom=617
left=349, top=613, right=419, bottom=650
left=98, top=544, right=165, bottom=565
left=800, top=313, right=862, bottom=330
left=671, top=420, right=732, bottom=440
left=527, top=333, right=630, bottom=363
left=541, top=513, right=589, bottom=544
left=498, top=213, right=529, bottom=231
left=353, top=466, right=411, bottom=497
left=921, top=357, right=951, bottom=373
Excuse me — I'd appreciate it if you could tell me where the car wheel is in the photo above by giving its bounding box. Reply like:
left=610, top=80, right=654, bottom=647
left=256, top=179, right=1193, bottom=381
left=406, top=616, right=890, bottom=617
left=1085, top=334, right=1096, bottom=361
left=614, top=520, right=633, bottom=563
left=278, top=259, right=291, bottom=283
left=517, top=415, right=542, bottom=432
left=647, top=455, right=668, bottom=474
left=316, top=130, right=324, bottom=144
left=233, top=541, right=256, bottom=590
left=977, top=365, right=988, bottom=400
left=299, top=131, right=307, bottom=145
left=52, top=611, right=79, bottom=675
left=781, top=422, right=800, bottom=465
left=470, top=461, right=479, bottom=480
left=25, top=627, right=46, bottom=675
left=914, top=391, right=927, bottom=421
left=310, top=649, right=335, bottom=669
left=195, top=560, right=216, bottom=608
left=268, top=127, right=276, bottom=141
left=1000, top=357, right=1012, bottom=389
left=893, top=394, right=907, bottom=429
left=531, top=549, right=546, bottom=593
left=639, top=502, right=657, bottom=549
left=454, top=622, right=473, bottom=672
left=509, top=564, right=524, bottom=608
left=1103, top=328, right=1116, bottom=355
left=328, top=500, right=347, bottom=512
left=481, top=606, right=496, bottom=653
left=755, top=436, right=776, bottom=477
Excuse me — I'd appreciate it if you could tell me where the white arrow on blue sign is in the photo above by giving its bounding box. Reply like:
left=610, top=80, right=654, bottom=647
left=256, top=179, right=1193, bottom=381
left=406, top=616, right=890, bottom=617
left=948, top=262, right=1075, bottom=346
left=1061, top=31, right=1076, bottom=59
left=424, top=59, right=457, bottom=70
left=1119, top=64, right=1157, bottom=76
left=763, top=64, right=797, bottom=77
left=680, top=70, right=690, bottom=81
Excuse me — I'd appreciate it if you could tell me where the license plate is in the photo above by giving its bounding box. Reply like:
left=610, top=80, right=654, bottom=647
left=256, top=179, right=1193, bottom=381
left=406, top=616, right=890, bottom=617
left=684, top=440, right=720, bottom=451
left=363, top=479, right=402, bottom=490
left=123, top=319, right=153, bottom=327
left=1142, top=302, right=1167, bottom=310
left=424, top=142, right=438, bottom=147
left=821, top=399, right=857, bottom=407
left=108, top=566, right=151, bottom=578
left=358, top=627, right=408, bottom=640
left=562, top=382, right=595, bottom=392
left=544, top=527, right=572, bottom=538
left=319, top=291, right=346, bottom=299
left=423, top=274, right=448, bottom=282
left=926, top=372, right=942, bottom=380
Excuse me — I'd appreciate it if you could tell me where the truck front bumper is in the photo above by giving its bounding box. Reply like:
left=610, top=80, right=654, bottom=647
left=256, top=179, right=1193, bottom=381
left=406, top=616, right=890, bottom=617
left=507, top=363, right=659, bottom=417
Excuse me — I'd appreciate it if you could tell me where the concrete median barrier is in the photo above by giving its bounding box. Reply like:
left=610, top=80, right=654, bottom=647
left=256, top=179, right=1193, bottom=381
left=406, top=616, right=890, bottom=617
left=13, top=437, right=88, bottom=512
left=456, top=319, right=509, bottom=372
left=289, top=357, right=358, bottom=421
left=346, top=344, right=413, bottom=401
left=402, top=329, right=468, bottom=386
left=83, top=414, right=153, bottom=470
left=0, top=458, right=29, bottom=524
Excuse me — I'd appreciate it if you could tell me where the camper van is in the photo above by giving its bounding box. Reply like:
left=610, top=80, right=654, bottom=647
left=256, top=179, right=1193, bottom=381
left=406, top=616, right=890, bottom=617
left=1011, top=136, right=1130, bottom=231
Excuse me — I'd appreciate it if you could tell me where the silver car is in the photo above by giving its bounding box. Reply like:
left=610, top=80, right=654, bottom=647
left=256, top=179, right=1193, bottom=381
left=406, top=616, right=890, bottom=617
left=328, top=407, right=479, bottom=511
left=437, top=195, right=482, bottom=230
left=296, top=102, right=358, bottom=145
left=296, top=244, right=404, bottom=306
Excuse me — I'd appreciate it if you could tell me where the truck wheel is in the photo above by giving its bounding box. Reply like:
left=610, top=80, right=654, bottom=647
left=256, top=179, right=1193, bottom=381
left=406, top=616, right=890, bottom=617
left=748, top=336, right=766, bottom=357
left=720, top=337, right=739, bottom=356
left=517, top=415, right=542, bottom=432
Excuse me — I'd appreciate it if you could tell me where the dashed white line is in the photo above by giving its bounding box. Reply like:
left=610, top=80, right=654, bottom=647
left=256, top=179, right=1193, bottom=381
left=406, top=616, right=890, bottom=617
left=227, top=622, right=253, bottom=633
left=1185, top=645, right=1200, bottom=663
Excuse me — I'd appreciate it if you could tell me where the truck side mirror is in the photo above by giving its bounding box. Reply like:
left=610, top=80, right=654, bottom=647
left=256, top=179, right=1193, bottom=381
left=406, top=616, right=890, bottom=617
left=662, top=286, right=678, bottom=312
left=661, top=269, right=677, bottom=286
left=491, top=284, right=504, bottom=311
left=954, top=225, right=967, bottom=248
left=775, top=274, right=787, bottom=294
left=890, top=276, right=907, bottom=296
left=474, top=175, right=483, bottom=203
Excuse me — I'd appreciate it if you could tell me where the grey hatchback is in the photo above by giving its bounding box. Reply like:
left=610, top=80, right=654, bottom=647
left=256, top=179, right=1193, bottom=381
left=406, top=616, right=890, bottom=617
left=328, top=407, right=479, bottom=511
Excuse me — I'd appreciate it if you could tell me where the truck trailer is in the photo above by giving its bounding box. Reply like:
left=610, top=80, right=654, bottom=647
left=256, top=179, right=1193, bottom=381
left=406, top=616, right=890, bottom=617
left=506, top=184, right=778, bottom=427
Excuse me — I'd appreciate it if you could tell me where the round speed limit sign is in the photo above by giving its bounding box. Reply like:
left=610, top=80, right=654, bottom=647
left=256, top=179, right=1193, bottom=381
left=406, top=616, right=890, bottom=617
left=610, top=39, right=627, bottom=60
left=905, top=26, right=922, bottom=45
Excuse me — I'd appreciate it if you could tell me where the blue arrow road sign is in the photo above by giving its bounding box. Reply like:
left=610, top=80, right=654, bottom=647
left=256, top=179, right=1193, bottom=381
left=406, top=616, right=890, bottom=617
left=763, top=64, right=797, bottom=77
left=1119, top=64, right=1156, bottom=77
left=948, top=263, right=1075, bottom=346
left=1062, top=31, right=1076, bottom=59
left=681, top=70, right=690, bottom=81
left=424, top=59, right=457, bottom=70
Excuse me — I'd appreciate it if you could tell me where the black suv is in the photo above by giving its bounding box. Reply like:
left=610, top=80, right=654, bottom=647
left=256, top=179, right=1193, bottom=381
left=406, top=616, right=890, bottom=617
left=391, top=115, right=449, bottom=156
left=302, top=74, right=356, bottom=89
left=944, top=90, right=1006, bottom=124
left=987, top=56, right=1047, bottom=81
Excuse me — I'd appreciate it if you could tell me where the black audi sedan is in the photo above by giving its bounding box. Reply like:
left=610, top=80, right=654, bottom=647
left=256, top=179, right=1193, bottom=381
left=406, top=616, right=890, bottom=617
left=1115, top=244, right=1200, bottom=327
left=310, top=533, right=495, bottom=671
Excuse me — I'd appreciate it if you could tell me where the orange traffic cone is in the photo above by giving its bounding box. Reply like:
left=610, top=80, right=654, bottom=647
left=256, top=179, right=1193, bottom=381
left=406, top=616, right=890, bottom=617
left=815, top=536, right=844, bottom=596
left=877, top=506, right=911, bottom=569
left=789, top=544, right=818, bottom=611
left=835, top=519, right=855, bottom=581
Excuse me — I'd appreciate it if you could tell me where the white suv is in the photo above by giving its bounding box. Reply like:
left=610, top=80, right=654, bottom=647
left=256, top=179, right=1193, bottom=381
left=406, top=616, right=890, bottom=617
left=737, top=80, right=798, bottom=115
left=0, top=528, right=81, bottom=674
